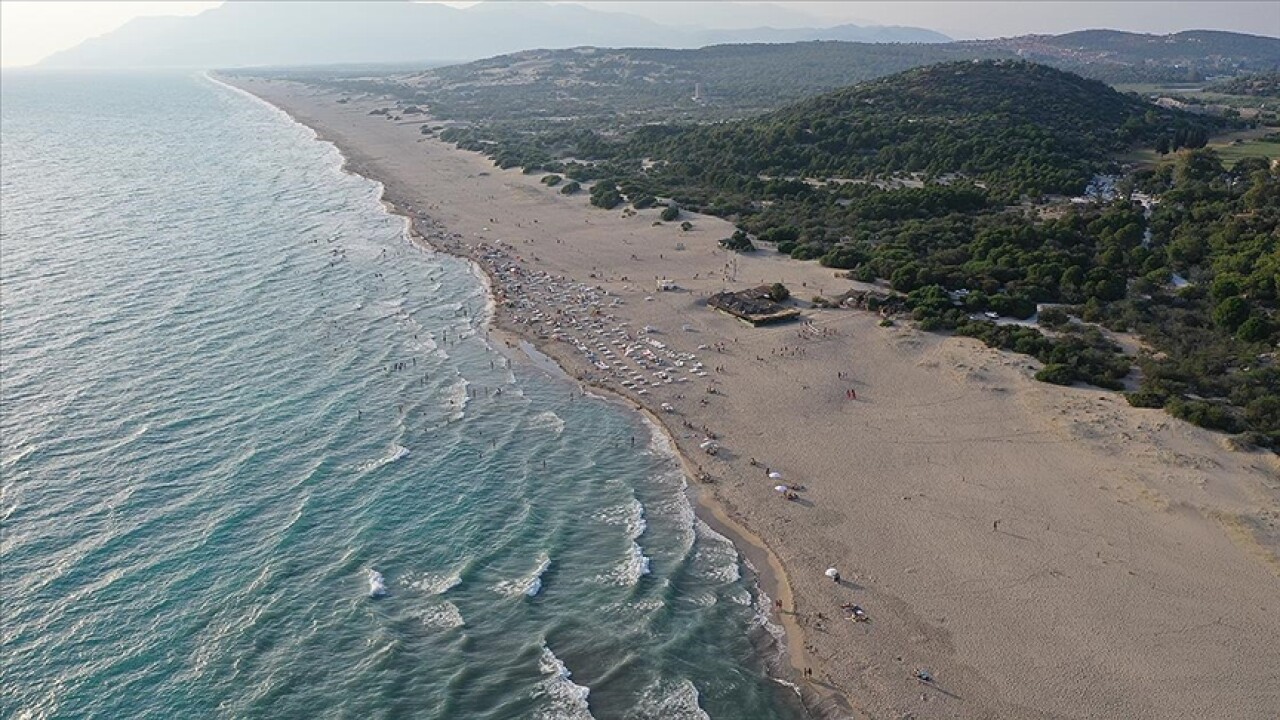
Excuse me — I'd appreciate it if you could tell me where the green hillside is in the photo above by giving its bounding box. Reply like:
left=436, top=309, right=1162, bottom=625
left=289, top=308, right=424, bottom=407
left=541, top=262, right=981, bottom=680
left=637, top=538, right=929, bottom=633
left=264, top=30, right=1280, bottom=127
left=638, top=60, right=1225, bottom=199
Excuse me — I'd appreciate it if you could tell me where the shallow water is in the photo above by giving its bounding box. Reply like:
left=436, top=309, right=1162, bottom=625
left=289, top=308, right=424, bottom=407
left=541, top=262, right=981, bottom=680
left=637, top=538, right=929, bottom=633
left=0, top=71, right=806, bottom=720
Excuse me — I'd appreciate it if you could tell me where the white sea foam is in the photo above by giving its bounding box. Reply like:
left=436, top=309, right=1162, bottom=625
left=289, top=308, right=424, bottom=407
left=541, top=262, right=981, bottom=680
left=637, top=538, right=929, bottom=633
left=358, top=444, right=409, bottom=472
left=530, top=410, right=565, bottom=435
left=418, top=600, right=465, bottom=630
left=412, top=335, right=439, bottom=355
left=470, top=261, right=498, bottom=328
left=692, top=519, right=741, bottom=584
left=496, top=553, right=550, bottom=597
left=596, top=542, right=651, bottom=586
left=771, top=676, right=804, bottom=698
left=626, top=542, right=653, bottom=581
left=534, top=645, right=594, bottom=720
left=367, top=569, right=388, bottom=598
left=407, top=568, right=463, bottom=596
left=752, top=588, right=786, bottom=642
left=595, top=497, right=646, bottom=540
left=640, top=414, right=678, bottom=459
left=444, top=376, right=470, bottom=420
left=633, top=678, right=711, bottom=720
left=686, top=591, right=717, bottom=607
left=625, top=597, right=666, bottom=614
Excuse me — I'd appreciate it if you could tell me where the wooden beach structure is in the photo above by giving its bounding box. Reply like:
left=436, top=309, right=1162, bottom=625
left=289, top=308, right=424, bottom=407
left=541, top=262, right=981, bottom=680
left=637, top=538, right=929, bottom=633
left=707, top=286, right=800, bottom=326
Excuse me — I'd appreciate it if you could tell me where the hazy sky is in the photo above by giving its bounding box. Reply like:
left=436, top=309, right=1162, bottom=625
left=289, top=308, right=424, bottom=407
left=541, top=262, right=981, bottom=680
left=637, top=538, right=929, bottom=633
left=2, top=1, right=1277, bottom=68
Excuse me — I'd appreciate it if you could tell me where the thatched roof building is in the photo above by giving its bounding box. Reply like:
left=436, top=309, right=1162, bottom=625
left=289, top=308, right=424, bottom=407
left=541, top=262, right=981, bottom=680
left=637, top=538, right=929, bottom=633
left=707, top=286, right=800, bottom=326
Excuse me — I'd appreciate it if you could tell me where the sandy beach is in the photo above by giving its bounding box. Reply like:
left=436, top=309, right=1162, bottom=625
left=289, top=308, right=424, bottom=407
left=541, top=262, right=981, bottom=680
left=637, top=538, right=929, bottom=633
left=221, top=75, right=1280, bottom=720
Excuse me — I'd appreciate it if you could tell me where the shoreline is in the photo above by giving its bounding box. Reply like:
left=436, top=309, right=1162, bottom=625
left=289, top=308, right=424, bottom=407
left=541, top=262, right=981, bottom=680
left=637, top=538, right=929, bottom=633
left=208, top=73, right=840, bottom=716
left=215, top=73, right=1280, bottom=720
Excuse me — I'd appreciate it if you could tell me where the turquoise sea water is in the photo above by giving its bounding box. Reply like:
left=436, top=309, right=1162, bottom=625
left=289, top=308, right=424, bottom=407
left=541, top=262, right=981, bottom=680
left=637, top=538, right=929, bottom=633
left=0, top=72, right=805, bottom=720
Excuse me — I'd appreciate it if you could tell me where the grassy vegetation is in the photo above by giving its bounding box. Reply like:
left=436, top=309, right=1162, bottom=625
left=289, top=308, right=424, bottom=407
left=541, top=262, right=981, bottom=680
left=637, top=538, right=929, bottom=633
left=1213, top=137, right=1280, bottom=167
left=1125, top=129, right=1280, bottom=169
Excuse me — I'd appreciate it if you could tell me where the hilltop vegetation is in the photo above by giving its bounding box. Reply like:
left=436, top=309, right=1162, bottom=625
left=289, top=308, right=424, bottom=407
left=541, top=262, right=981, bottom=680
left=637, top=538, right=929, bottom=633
left=266, top=30, right=1280, bottom=131
left=632, top=61, right=1224, bottom=200
left=406, top=43, right=1008, bottom=123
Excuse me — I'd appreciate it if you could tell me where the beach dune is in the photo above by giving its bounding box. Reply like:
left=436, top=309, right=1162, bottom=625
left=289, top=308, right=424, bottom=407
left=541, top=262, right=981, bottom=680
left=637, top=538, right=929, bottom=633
left=223, top=76, right=1280, bottom=720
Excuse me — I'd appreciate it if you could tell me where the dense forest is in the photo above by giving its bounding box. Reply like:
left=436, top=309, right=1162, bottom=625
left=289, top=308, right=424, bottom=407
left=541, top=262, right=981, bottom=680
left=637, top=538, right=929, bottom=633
left=631, top=62, right=1227, bottom=200
left=1098, top=152, right=1279, bottom=444
left=441, top=61, right=1227, bottom=199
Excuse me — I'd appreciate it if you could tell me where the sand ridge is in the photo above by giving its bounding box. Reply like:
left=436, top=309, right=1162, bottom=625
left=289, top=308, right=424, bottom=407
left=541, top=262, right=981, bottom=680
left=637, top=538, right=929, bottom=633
left=223, top=76, right=1280, bottom=720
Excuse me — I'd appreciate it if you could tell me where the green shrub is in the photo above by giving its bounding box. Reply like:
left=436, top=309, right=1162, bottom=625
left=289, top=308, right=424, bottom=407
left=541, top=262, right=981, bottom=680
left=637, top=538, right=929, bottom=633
left=720, top=230, right=756, bottom=252
left=1038, top=307, right=1070, bottom=328
left=1166, top=397, right=1245, bottom=434
left=1035, top=363, right=1078, bottom=385
left=1126, top=387, right=1169, bottom=408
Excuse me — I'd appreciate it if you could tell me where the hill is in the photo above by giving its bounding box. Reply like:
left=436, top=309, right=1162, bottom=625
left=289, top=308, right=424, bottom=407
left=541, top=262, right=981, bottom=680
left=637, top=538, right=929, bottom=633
left=1047, top=29, right=1280, bottom=63
left=265, top=30, right=1279, bottom=137
left=36, top=0, right=946, bottom=69
left=384, top=43, right=1010, bottom=124
left=970, top=30, right=1280, bottom=83
left=635, top=60, right=1225, bottom=199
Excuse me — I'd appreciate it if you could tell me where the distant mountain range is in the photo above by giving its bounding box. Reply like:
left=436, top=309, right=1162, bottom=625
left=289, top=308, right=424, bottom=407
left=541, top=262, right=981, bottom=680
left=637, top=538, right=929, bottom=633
left=37, top=0, right=949, bottom=69
left=964, top=30, right=1280, bottom=82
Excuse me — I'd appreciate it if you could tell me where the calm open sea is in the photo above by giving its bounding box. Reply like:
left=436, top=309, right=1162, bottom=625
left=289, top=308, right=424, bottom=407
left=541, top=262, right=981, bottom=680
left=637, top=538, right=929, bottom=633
left=0, top=71, right=806, bottom=720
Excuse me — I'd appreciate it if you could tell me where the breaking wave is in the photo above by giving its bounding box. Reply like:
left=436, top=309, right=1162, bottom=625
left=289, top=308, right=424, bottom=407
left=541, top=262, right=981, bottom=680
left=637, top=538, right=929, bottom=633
left=534, top=645, right=594, bottom=720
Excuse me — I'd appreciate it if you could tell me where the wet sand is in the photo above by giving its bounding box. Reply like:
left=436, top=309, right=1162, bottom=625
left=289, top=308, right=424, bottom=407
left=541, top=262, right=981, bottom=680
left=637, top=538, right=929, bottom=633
left=220, top=75, right=1280, bottom=720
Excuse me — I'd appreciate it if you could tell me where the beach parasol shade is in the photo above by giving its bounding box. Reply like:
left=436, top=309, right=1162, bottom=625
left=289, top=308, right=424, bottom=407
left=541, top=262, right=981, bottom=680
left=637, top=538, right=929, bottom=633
left=768, top=471, right=782, bottom=479
left=774, top=485, right=789, bottom=493
left=825, top=568, right=839, bottom=578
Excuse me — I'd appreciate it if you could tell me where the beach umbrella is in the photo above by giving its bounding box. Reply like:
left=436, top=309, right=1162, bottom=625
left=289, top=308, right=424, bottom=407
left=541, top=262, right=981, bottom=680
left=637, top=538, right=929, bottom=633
left=824, top=568, right=839, bottom=579
left=774, top=485, right=789, bottom=493
left=768, top=471, right=783, bottom=479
